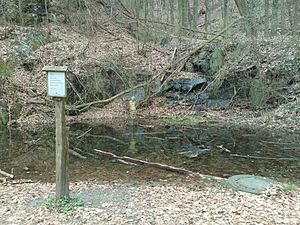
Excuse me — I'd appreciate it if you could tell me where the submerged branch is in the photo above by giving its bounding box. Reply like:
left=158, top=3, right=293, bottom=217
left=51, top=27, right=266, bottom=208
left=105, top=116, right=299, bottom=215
left=0, top=169, right=14, bottom=179
left=230, top=154, right=300, bottom=161
left=69, top=149, right=87, bottom=159
left=94, top=149, right=223, bottom=181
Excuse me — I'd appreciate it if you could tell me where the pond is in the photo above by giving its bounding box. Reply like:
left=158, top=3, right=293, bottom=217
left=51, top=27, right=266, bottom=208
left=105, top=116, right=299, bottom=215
left=0, top=121, right=299, bottom=185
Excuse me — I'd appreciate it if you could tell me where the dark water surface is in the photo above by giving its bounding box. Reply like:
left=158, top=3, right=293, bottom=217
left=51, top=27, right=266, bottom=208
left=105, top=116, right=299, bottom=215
left=0, top=121, right=299, bottom=184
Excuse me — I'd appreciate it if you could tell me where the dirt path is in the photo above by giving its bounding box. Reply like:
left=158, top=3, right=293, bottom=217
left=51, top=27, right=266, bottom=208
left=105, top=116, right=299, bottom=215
left=0, top=179, right=299, bottom=225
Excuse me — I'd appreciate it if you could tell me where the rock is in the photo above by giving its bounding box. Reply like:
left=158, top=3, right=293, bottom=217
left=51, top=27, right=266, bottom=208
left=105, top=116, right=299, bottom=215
left=15, top=29, right=56, bottom=57
left=191, top=51, right=211, bottom=73
left=206, top=99, right=231, bottom=109
left=178, top=143, right=210, bottom=158
left=21, top=58, right=36, bottom=71
left=227, top=175, right=278, bottom=194
left=169, top=73, right=207, bottom=92
left=164, top=73, right=208, bottom=106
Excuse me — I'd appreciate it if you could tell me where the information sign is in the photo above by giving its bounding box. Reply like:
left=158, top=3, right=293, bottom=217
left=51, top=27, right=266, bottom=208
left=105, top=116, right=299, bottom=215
left=47, top=72, right=66, bottom=97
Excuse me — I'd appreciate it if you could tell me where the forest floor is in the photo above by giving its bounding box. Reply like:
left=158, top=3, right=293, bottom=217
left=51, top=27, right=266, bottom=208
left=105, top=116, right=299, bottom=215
left=0, top=179, right=299, bottom=225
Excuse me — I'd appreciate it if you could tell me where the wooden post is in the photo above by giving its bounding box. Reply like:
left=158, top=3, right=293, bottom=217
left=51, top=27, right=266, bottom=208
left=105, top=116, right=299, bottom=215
left=54, top=98, right=69, bottom=199
left=43, top=66, right=69, bottom=200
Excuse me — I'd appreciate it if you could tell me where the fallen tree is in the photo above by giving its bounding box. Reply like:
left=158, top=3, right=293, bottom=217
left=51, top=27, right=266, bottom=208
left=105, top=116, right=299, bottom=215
left=94, top=149, right=224, bottom=181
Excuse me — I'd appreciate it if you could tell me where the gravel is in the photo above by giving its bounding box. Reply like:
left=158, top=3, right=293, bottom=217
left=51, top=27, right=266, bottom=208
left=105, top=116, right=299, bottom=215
left=0, top=179, right=299, bottom=225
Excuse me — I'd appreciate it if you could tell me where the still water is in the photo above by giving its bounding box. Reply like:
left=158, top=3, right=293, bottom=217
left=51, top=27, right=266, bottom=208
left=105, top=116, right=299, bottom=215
left=0, top=121, right=299, bottom=184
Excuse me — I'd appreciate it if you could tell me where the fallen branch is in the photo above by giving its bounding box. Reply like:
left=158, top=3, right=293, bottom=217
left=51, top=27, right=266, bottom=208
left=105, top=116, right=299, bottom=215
left=230, top=154, right=300, bottom=161
left=0, top=169, right=14, bottom=179
left=172, top=18, right=241, bottom=73
left=74, top=75, right=160, bottom=110
left=9, top=180, right=37, bottom=185
left=94, top=149, right=223, bottom=181
left=69, top=149, right=87, bottom=159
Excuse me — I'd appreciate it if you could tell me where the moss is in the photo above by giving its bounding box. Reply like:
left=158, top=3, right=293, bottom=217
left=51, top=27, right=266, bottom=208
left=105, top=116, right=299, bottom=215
left=16, top=29, right=59, bottom=57
left=11, top=101, right=23, bottom=120
left=137, top=30, right=170, bottom=45
left=249, top=78, right=270, bottom=109
left=159, top=114, right=205, bottom=126
left=24, top=13, right=38, bottom=26
left=0, top=59, right=14, bottom=78
left=0, top=107, right=9, bottom=126
left=209, top=47, right=225, bottom=75
left=281, top=183, right=298, bottom=192
left=44, top=196, right=84, bottom=213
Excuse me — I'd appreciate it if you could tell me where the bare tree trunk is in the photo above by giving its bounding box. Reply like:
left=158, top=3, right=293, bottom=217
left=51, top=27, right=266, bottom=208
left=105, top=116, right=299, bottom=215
left=169, top=0, right=175, bottom=24
left=134, top=0, right=140, bottom=52
left=234, top=0, right=256, bottom=37
left=222, top=0, right=229, bottom=29
left=182, top=0, right=188, bottom=27
left=271, top=0, right=279, bottom=35
left=192, top=0, right=199, bottom=28
left=279, top=0, right=286, bottom=33
left=287, top=0, right=294, bottom=30
left=187, top=0, right=192, bottom=28
left=149, top=0, right=154, bottom=21
left=44, top=0, right=51, bottom=32
left=177, top=0, right=183, bottom=33
left=161, top=0, right=166, bottom=10
left=18, top=0, right=24, bottom=25
left=294, top=0, right=300, bottom=30
left=264, top=0, right=270, bottom=37
left=1, top=0, right=6, bottom=23
left=204, top=0, right=210, bottom=37
left=144, top=0, right=148, bottom=21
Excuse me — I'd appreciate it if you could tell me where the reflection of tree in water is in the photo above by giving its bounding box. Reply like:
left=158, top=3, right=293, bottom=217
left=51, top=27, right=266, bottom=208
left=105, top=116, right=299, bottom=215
left=0, top=128, right=56, bottom=181
left=1, top=124, right=300, bottom=183
left=128, top=120, right=138, bottom=154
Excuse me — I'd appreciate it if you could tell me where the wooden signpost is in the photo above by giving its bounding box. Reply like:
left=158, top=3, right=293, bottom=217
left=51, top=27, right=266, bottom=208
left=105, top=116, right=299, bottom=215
left=43, top=66, right=69, bottom=199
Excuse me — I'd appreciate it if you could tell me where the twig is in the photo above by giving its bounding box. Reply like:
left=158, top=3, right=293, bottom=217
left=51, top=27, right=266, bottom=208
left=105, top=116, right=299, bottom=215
left=67, top=78, right=85, bottom=104
left=9, top=180, right=37, bottom=185
left=76, top=128, right=92, bottom=139
left=228, top=87, right=240, bottom=107
left=138, top=18, right=219, bottom=36
left=117, top=159, right=138, bottom=166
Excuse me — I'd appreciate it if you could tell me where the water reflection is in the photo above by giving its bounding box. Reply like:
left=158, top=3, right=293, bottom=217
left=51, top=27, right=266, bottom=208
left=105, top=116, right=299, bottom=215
left=0, top=122, right=299, bottom=184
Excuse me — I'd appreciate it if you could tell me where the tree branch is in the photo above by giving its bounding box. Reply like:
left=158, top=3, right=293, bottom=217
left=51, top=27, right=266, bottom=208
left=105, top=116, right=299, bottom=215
left=94, top=149, right=224, bottom=181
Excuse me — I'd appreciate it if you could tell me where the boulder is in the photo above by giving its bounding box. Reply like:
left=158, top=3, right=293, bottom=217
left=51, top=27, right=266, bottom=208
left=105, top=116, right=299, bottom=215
left=168, top=72, right=207, bottom=93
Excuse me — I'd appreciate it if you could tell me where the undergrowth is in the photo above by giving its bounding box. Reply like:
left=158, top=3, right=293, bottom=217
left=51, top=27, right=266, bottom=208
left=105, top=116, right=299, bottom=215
left=44, top=196, right=84, bottom=213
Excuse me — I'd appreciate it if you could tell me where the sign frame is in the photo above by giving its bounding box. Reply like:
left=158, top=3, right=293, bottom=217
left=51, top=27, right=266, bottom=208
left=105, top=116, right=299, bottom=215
left=43, top=66, right=68, bottom=98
